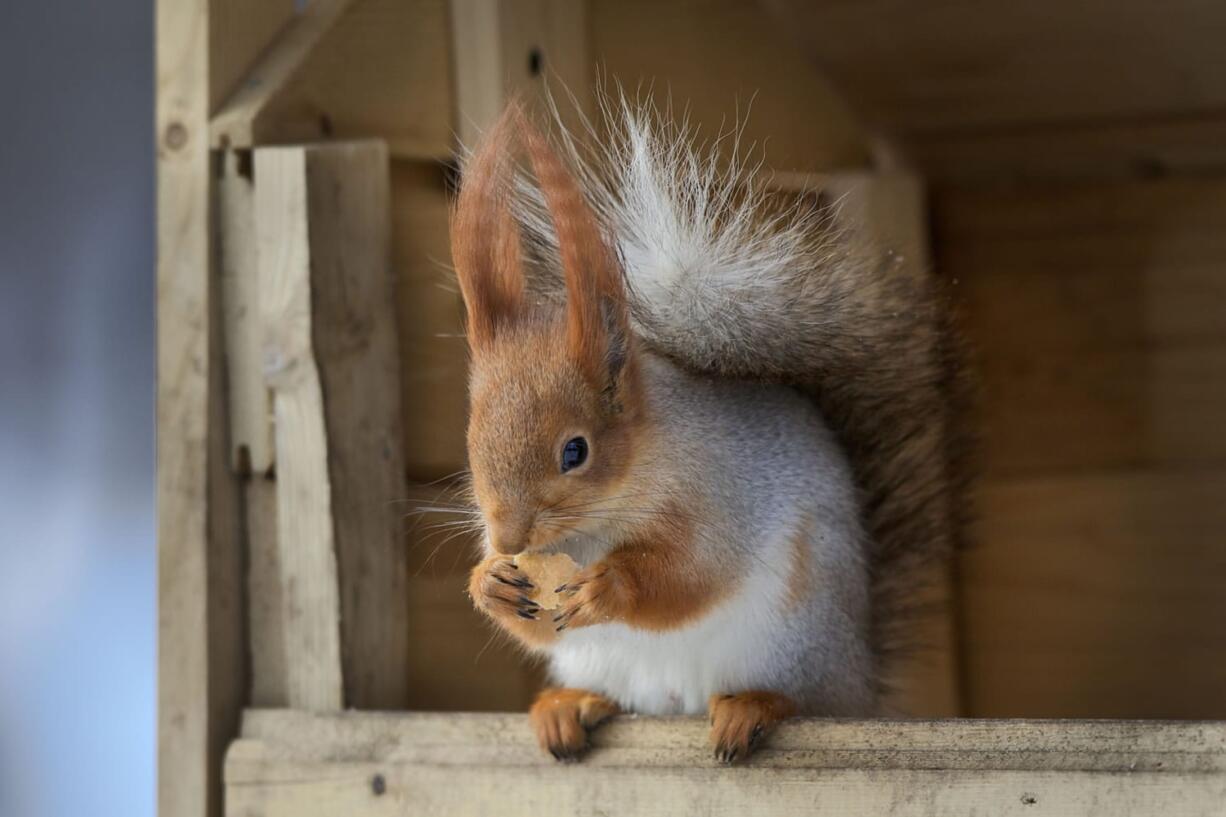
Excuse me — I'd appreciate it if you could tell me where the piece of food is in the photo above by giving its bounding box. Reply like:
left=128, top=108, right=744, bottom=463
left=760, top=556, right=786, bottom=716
left=514, top=552, right=580, bottom=610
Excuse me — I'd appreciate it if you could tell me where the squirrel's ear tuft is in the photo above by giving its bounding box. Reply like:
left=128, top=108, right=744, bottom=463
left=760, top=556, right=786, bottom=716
left=451, top=106, right=527, bottom=352
left=516, top=111, right=630, bottom=388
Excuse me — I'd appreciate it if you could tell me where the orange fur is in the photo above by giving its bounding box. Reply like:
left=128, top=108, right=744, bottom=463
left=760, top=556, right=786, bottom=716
left=708, top=691, right=796, bottom=764
left=530, top=687, right=620, bottom=761
left=785, top=512, right=815, bottom=611
left=450, top=104, right=525, bottom=350
left=515, top=110, right=627, bottom=385
left=554, top=503, right=734, bottom=632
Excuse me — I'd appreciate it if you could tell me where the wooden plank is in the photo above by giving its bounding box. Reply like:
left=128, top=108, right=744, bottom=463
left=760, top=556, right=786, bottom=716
left=243, top=475, right=287, bottom=707
left=256, top=145, right=344, bottom=711
left=211, top=0, right=453, bottom=159
left=762, top=1, right=1226, bottom=136
left=217, top=150, right=293, bottom=707
left=158, top=1, right=250, bottom=816
left=302, top=142, right=410, bottom=710
left=935, top=176, right=1226, bottom=241
left=963, top=470, right=1226, bottom=719
left=225, top=711, right=1226, bottom=815
left=209, top=0, right=296, bottom=112
left=908, top=114, right=1226, bottom=185
left=449, top=0, right=590, bottom=147
left=979, top=344, right=1226, bottom=476
left=218, top=151, right=274, bottom=473
left=935, top=176, right=1226, bottom=476
left=589, top=0, right=870, bottom=173
left=256, top=141, right=409, bottom=711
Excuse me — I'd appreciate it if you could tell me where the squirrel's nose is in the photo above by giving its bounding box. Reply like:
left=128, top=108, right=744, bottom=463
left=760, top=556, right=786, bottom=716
left=487, top=516, right=531, bottom=555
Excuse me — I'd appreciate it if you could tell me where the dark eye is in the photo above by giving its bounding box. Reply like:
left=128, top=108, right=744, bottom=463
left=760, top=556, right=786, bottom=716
left=560, top=437, right=588, bottom=473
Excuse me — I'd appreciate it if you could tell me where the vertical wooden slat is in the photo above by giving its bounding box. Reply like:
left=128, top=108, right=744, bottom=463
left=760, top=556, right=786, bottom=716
left=218, top=152, right=274, bottom=474
left=255, top=141, right=409, bottom=711
left=255, top=147, right=345, bottom=711
left=449, top=0, right=590, bottom=147
left=157, top=1, right=248, bottom=816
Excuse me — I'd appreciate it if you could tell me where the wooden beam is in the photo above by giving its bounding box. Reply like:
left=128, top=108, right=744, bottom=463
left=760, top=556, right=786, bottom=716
left=449, top=0, right=590, bottom=147
left=210, top=0, right=357, bottom=149
left=255, top=141, right=409, bottom=711
left=157, top=0, right=249, bottom=816
left=225, top=710, right=1226, bottom=815
left=209, top=0, right=297, bottom=113
left=211, top=0, right=453, bottom=159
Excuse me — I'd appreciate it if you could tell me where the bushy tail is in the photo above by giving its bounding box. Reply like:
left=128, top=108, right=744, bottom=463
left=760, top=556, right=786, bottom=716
left=511, top=94, right=973, bottom=696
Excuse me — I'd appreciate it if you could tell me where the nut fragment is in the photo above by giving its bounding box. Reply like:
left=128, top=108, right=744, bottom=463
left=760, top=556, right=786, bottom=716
left=514, top=553, right=580, bottom=610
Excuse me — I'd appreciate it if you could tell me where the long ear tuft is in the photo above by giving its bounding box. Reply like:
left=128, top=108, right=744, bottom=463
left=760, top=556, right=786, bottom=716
left=451, top=106, right=526, bottom=351
left=514, top=110, right=629, bottom=384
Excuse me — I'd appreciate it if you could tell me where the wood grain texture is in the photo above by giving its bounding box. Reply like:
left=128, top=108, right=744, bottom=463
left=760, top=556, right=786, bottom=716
left=225, top=710, right=1226, bottom=815
left=256, top=146, right=345, bottom=711
left=936, top=175, right=1226, bottom=718
left=211, top=0, right=453, bottom=158
left=301, top=142, right=410, bottom=711
left=157, top=1, right=248, bottom=816
left=965, top=470, right=1226, bottom=719
left=256, top=142, right=410, bottom=711
left=936, top=176, right=1226, bottom=477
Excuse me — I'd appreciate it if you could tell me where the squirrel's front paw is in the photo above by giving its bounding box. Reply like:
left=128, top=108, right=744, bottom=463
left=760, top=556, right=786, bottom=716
left=468, top=556, right=540, bottom=625
left=552, top=562, right=633, bottom=631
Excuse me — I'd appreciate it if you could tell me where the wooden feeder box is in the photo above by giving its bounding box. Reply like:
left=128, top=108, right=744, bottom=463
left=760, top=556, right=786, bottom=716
left=156, top=1, right=1226, bottom=814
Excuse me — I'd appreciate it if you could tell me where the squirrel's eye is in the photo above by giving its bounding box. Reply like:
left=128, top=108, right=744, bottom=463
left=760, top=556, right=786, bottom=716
left=560, top=437, right=588, bottom=473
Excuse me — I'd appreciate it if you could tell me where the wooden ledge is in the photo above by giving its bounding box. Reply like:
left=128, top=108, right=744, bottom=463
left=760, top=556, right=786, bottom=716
left=226, top=710, right=1226, bottom=815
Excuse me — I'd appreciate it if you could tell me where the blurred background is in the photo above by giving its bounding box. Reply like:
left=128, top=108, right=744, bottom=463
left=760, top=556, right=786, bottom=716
left=0, top=1, right=154, bottom=816
left=2, top=0, right=1225, bottom=814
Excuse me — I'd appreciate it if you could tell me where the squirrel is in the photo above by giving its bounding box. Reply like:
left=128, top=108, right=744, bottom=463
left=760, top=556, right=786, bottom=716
left=450, top=96, right=971, bottom=763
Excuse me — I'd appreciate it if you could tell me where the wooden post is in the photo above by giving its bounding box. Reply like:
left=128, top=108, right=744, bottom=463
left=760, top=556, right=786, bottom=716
left=159, top=0, right=302, bottom=806
left=449, top=0, right=590, bottom=146
left=255, top=141, right=409, bottom=711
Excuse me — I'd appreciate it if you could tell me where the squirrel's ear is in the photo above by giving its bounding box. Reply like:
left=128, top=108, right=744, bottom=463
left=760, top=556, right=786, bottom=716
left=451, top=108, right=526, bottom=352
left=517, top=112, right=630, bottom=388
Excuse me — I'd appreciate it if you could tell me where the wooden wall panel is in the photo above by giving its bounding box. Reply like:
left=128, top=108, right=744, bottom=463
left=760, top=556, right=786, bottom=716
left=966, top=472, right=1226, bottom=718
left=390, top=161, right=470, bottom=482
left=589, top=0, right=870, bottom=173
left=935, top=176, right=1226, bottom=718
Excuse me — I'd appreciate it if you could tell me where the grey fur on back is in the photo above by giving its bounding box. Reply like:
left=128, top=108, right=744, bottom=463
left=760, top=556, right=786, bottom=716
left=512, top=94, right=973, bottom=696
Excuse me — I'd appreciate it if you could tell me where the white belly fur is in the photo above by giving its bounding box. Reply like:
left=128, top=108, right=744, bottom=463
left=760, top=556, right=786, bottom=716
left=548, top=529, right=793, bottom=715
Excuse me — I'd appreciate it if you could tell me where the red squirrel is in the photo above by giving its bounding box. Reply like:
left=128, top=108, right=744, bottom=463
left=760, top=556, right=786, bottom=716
left=451, top=99, right=969, bottom=763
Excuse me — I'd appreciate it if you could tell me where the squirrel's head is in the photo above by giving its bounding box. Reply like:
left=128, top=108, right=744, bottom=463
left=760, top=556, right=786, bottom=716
left=452, top=105, right=645, bottom=557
